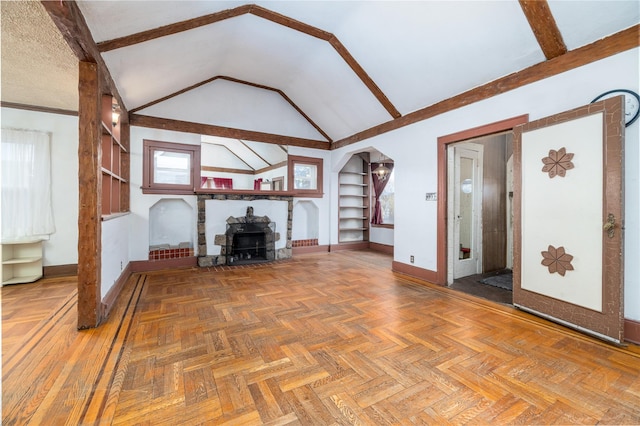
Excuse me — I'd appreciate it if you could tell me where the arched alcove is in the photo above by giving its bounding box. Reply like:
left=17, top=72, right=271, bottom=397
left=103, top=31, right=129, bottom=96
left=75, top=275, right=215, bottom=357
left=292, top=200, right=319, bottom=246
left=148, top=198, right=194, bottom=259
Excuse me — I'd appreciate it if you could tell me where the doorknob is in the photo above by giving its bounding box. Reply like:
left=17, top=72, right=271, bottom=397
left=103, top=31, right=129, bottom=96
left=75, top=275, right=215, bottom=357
left=603, top=213, right=615, bottom=238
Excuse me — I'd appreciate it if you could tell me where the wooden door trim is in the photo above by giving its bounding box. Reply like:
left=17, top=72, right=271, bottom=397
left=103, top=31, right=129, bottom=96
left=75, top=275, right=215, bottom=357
left=436, top=115, right=529, bottom=285
left=513, top=96, right=624, bottom=343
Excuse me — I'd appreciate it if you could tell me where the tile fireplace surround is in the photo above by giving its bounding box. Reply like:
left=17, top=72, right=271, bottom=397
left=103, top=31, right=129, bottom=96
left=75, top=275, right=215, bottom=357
left=197, top=194, right=293, bottom=267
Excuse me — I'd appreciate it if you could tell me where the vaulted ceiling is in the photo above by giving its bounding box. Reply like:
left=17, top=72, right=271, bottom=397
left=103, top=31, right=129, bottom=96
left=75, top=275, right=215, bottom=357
left=2, top=1, right=639, bottom=150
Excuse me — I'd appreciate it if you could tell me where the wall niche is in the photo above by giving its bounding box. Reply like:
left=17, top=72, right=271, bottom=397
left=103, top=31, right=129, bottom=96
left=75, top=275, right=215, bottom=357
left=148, top=198, right=194, bottom=260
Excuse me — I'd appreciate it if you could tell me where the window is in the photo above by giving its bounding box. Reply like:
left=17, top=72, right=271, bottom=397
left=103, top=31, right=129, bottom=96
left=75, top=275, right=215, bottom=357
left=287, top=155, right=323, bottom=197
left=1, top=128, right=55, bottom=241
left=143, top=140, right=200, bottom=194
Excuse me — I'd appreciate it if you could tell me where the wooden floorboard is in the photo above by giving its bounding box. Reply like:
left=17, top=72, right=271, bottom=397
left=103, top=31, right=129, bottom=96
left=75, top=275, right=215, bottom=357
left=3, top=251, right=640, bottom=425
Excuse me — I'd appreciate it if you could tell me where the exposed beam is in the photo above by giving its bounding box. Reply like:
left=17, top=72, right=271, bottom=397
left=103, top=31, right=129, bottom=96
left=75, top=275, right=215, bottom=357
left=96, top=4, right=399, bottom=120
left=201, top=160, right=287, bottom=176
left=256, top=160, right=288, bottom=174
left=221, top=145, right=255, bottom=170
left=0, top=101, right=78, bottom=116
left=240, top=140, right=271, bottom=167
left=41, top=0, right=92, bottom=61
left=130, top=114, right=330, bottom=150
left=96, top=4, right=254, bottom=52
left=519, top=0, right=567, bottom=60
left=41, top=1, right=126, bottom=112
left=201, top=166, right=254, bottom=175
left=332, top=24, right=639, bottom=150
left=77, top=61, right=102, bottom=329
left=130, top=75, right=333, bottom=143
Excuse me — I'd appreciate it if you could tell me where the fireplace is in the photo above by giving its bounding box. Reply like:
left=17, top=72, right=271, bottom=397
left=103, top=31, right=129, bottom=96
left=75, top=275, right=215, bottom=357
left=197, top=196, right=293, bottom=267
left=226, top=221, right=275, bottom=265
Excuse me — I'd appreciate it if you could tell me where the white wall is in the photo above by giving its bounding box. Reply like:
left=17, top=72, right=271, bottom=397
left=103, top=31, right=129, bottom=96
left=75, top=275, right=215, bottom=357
left=331, top=48, right=640, bottom=321
left=129, top=126, right=199, bottom=261
left=101, top=215, right=129, bottom=298
left=0, top=108, right=78, bottom=267
left=292, top=200, right=320, bottom=241
left=288, top=146, right=332, bottom=245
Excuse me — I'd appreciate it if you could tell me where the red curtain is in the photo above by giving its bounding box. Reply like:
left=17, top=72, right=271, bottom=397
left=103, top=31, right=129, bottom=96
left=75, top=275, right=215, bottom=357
left=254, top=178, right=263, bottom=190
left=213, top=178, right=233, bottom=189
left=370, top=163, right=394, bottom=225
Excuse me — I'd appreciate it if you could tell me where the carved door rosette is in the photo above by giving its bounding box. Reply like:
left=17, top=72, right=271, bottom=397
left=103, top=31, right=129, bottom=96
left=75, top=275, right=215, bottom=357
left=541, top=245, right=574, bottom=276
left=541, top=147, right=574, bottom=178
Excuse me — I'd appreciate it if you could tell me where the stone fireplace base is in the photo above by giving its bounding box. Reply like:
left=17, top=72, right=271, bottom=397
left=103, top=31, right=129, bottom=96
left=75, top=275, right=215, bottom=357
left=197, top=194, right=293, bottom=267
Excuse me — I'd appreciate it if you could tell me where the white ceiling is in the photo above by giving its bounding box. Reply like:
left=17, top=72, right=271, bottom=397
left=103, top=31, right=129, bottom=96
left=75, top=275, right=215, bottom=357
left=201, top=135, right=287, bottom=171
left=2, top=1, right=639, bottom=146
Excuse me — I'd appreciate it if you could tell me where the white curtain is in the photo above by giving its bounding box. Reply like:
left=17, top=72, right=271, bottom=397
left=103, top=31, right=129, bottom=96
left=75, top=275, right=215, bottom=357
left=1, top=128, right=55, bottom=242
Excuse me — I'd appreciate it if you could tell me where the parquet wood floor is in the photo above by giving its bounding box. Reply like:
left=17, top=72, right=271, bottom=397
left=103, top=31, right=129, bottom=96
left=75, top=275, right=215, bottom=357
left=3, top=251, right=640, bottom=425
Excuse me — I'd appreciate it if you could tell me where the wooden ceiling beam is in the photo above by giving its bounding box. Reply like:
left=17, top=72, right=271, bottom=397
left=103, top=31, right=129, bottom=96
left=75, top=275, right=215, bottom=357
left=240, top=140, right=271, bottom=167
left=96, top=4, right=254, bottom=52
left=332, top=24, right=639, bottom=150
left=41, top=0, right=126, bottom=111
left=519, top=0, right=567, bottom=60
left=131, top=75, right=333, bottom=143
left=201, top=166, right=255, bottom=175
left=96, top=4, right=399, bottom=120
left=130, top=114, right=330, bottom=150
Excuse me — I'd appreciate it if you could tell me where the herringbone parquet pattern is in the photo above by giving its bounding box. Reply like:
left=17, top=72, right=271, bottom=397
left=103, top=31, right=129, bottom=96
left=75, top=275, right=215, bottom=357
left=113, top=251, right=640, bottom=425
left=3, top=251, right=640, bottom=425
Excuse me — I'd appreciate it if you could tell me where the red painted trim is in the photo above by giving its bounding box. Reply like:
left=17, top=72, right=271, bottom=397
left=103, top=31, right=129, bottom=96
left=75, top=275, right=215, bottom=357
left=624, top=318, right=640, bottom=345
left=43, top=264, right=78, bottom=278
left=293, top=245, right=330, bottom=255
left=129, top=256, right=198, bottom=273
left=330, top=242, right=370, bottom=252
left=369, top=242, right=394, bottom=255
left=392, top=261, right=439, bottom=284
left=101, top=261, right=133, bottom=319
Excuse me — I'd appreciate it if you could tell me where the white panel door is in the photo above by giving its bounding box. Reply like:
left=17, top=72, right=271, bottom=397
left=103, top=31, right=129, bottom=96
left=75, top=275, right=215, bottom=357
left=452, top=146, right=483, bottom=279
left=513, top=96, right=624, bottom=343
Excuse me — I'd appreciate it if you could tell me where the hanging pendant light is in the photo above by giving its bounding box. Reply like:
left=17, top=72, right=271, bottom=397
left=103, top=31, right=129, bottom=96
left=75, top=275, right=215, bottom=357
left=373, top=163, right=391, bottom=181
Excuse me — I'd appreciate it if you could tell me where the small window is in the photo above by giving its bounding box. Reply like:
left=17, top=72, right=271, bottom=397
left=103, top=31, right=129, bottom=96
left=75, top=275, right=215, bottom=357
left=287, top=155, right=323, bottom=197
left=143, top=140, right=200, bottom=194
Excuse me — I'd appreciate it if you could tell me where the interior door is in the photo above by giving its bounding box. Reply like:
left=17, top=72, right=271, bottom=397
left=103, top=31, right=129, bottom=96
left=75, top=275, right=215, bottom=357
left=513, top=96, right=624, bottom=343
left=450, top=145, right=483, bottom=279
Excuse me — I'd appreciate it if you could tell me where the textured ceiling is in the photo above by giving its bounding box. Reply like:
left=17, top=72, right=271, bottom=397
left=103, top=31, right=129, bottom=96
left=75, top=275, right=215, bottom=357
left=2, top=1, right=639, bottom=146
left=1, top=1, right=78, bottom=111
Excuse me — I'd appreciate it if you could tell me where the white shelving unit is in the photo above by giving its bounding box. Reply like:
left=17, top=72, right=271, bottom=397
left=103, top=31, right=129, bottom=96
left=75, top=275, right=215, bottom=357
left=1, top=240, right=43, bottom=285
left=338, top=155, right=369, bottom=243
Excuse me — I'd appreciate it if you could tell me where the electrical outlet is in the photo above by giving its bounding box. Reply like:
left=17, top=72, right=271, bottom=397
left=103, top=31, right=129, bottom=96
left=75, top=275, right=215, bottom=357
left=410, top=255, right=414, bottom=263
left=120, top=261, right=123, bottom=271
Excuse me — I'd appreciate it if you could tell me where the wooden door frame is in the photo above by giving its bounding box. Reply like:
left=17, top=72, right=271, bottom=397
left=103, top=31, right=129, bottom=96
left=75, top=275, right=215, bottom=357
left=436, top=114, right=529, bottom=285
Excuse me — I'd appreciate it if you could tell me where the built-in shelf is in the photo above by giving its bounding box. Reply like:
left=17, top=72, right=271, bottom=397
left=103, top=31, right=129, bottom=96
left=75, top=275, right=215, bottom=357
left=1, top=240, right=43, bottom=285
left=338, top=155, right=370, bottom=244
left=101, top=94, right=129, bottom=217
